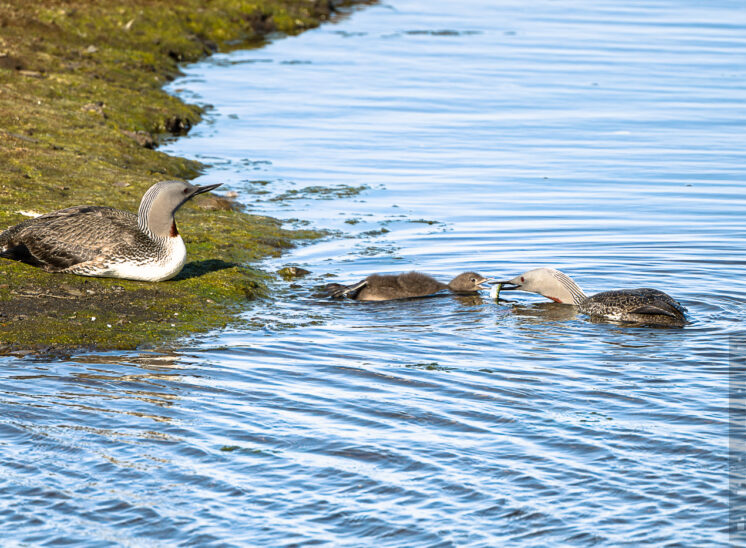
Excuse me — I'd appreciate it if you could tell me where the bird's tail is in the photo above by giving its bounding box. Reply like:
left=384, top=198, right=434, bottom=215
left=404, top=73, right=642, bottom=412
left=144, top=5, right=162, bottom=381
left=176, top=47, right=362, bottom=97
left=0, top=225, right=14, bottom=254
left=324, top=280, right=368, bottom=299
left=0, top=220, right=38, bottom=263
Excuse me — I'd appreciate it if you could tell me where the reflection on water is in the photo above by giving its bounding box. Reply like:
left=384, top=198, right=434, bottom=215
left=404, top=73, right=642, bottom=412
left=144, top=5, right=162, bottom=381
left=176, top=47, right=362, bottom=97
left=2, top=0, right=745, bottom=544
left=507, top=301, right=581, bottom=324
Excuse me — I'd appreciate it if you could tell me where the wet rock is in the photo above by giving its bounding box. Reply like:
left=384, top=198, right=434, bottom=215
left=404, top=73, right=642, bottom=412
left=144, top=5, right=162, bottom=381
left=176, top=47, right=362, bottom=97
left=164, top=116, right=191, bottom=135
left=197, top=194, right=243, bottom=211
left=278, top=266, right=311, bottom=280
left=122, top=130, right=156, bottom=148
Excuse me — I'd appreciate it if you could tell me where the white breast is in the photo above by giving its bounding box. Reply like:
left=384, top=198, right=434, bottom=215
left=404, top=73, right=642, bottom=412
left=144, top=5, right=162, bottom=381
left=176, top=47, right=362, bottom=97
left=103, top=236, right=187, bottom=282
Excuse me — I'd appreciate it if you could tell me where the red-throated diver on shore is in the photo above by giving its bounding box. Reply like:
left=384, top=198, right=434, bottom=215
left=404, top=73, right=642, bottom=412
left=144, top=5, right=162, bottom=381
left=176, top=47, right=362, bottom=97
left=327, top=271, right=494, bottom=301
left=497, top=267, right=687, bottom=326
left=0, top=180, right=221, bottom=281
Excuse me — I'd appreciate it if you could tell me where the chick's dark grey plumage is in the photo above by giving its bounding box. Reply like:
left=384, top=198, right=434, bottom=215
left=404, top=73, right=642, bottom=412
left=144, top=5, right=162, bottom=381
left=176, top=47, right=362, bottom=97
left=328, top=271, right=492, bottom=301
left=0, top=180, right=221, bottom=281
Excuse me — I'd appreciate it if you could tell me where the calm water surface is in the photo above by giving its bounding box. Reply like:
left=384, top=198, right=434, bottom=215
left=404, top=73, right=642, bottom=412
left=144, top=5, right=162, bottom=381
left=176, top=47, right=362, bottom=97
left=3, top=0, right=745, bottom=544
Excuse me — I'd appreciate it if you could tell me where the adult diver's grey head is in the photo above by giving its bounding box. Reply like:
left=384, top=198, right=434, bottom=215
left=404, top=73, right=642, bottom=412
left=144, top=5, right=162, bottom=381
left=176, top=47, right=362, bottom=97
left=497, top=267, right=587, bottom=304
left=137, top=180, right=222, bottom=237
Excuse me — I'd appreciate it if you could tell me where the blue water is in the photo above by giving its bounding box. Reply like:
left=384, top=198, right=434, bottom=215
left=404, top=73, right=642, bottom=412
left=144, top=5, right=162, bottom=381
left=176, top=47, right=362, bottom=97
left=2, top=0, right=745, bottom=544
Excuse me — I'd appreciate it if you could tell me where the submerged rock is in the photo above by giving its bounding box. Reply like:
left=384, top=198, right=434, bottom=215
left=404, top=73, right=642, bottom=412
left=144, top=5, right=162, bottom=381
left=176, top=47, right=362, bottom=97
left=278, top=266, right=311, bottom=280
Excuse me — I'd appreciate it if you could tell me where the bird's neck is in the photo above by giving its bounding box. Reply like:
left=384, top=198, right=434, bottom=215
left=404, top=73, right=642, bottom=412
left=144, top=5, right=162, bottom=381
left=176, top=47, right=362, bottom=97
left=137, top=210, right=176, bottom=239
left=549, top=271, right=588, bottom=305
left=137, top=196, right=177, bottom=238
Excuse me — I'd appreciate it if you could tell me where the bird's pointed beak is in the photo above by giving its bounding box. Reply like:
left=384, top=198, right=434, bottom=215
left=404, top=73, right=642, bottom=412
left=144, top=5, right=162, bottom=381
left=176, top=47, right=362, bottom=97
left=477, top=277, right=497, bottom=289
left=498, top=283, right=520, bottom=290
left=190, top=183, right=223, bottom=197
left=495, top=275, right=522, bottom=291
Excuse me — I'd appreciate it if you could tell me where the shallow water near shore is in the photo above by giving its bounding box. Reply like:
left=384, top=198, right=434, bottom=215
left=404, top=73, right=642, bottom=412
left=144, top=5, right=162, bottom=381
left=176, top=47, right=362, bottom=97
left=2, top=0, right=745, bottom=544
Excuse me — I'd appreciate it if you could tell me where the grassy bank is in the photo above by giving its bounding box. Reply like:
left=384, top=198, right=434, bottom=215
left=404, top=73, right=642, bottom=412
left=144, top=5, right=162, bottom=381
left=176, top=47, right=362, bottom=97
left=0, top=0, right=361, bottom=353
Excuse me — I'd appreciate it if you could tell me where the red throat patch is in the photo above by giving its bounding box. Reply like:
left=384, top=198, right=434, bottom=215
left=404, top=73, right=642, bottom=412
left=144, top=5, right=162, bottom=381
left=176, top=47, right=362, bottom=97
left=170, top=221, right=179, bottom=237
left=548, top=296, right=563, bottom=303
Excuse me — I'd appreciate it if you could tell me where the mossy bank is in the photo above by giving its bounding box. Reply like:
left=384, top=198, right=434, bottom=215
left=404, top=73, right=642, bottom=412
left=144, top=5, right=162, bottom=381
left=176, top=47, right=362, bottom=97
left=0, top=0, right=365, bottom=353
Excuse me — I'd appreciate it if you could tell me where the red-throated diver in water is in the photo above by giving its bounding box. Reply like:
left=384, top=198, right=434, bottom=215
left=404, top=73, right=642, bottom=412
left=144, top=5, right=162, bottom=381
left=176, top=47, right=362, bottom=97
left=0, top=180, right=221, bottom=281
left=497, top=267, right=687, bottom=326
left=327, top=271, right=494, bottom=301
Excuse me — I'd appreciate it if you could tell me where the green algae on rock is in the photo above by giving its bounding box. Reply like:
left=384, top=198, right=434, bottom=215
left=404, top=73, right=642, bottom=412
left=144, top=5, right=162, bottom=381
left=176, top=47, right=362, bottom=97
left=277, top=266, right=311, bottom=280
left=0, top=0, right=363, bottom=353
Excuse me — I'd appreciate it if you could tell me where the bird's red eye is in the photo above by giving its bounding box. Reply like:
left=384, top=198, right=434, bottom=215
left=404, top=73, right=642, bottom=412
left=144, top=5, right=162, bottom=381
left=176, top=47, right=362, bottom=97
left=183, top=188, right=189, bottom=194
left=521, top=276, right=525, bottom=282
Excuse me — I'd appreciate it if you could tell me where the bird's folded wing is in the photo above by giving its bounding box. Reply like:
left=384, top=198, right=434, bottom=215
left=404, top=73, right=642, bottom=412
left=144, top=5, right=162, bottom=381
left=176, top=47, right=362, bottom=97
left=5, top=206, right=135, bottom=270
left=630, top=304, right=678, bottom=318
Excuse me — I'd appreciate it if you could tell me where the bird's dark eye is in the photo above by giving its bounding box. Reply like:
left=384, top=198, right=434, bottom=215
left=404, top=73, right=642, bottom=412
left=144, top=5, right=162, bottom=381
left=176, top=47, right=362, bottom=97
left=470, top=277, right=476, bottom=283
left=183, top=188, right=190, bottom=194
